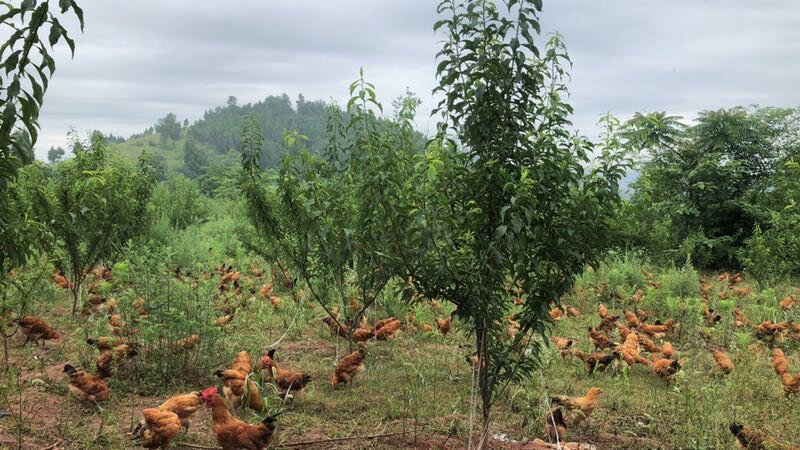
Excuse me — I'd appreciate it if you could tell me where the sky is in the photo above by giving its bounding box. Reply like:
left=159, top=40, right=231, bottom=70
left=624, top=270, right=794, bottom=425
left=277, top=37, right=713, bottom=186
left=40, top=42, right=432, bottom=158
left=35, top=0, right=800, bottom=159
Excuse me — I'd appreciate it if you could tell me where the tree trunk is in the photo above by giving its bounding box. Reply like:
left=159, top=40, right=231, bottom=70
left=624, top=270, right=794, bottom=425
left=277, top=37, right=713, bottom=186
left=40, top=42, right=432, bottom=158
left=70, top=274, right=82, bottom=316
left=475, top=320, right=492, bottom=449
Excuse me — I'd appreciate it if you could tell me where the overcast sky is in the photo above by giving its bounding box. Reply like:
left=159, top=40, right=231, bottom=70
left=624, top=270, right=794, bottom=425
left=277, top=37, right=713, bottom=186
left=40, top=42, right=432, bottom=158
left=36, top=0, right=800, bottom=158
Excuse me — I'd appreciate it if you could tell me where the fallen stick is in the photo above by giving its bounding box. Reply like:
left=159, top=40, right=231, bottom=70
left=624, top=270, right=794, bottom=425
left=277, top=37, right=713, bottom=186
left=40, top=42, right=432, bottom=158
left=276, top=429, right=446, bottom=448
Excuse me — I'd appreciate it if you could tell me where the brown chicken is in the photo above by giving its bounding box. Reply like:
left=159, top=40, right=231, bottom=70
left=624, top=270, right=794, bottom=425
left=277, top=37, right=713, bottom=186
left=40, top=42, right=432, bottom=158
left=351, top=327, right=375, bottom=342
left=545, top=407, right=568, bottom=442
left=436, top=317, right=452, bottom=336
left=781, top=372, right=800, bottom=397
left=140, top=408, right=181, bottom=449
left=258, top=349, right=312, bottom=393
left=728, top=272, right=743, bottom=286
left=95, top=345, right=137, bottom=379
left=258, top=283, right=274, bottom=298
left=616, top=322, right=633, bottom=341
left=780, top=295, right=797, bottom=311
left=566, top=306, right=582, bottom=317
left=231, top=351, right=252, bottom=374
left=214, top=369, right=263, bottom=412
left=620, top=332, right=651, bottom=367
left=623, top=311, right=642, bottom=329
left=733, top=286, right=752, bottom=298
left=652, top=355, right=683, bottom=382
left=332, top=347, right=366, bottom=389
left=732, top=307, right=751, bottom=328
left=322, top=316, right=350, bottom=338
left=551, top=387, right=603, bottom=427
left=588, top=327, right=617, bottom=351
left=661, top=341, right=675, bottom=359
left=772, top=348, right=789, bottom=376
left=598, top=303, right=609, bottom=319
left=375, top=319, right=402, bottom=340
left=422, top=323, right=434, bottom=333
left=214, top=314, right=234, bottom=328
left=549, top=307, right=563, bottom=321
left=638, top=320, right=674, bottom=339
left=755, top=321, right=789, bottom=344
left=703, top=308, right=722, bottom=327
left=202, top=387, right=279, bottom=450
left=14, top=316, right=60, bottom=347
left=638, top=334, right=661, bottom=354
left=629, top=289, right=644, bottom=303
left=63, top=364, right=109, bottom=403
left=712, top=350, right=734, bottom=375
left=158, top=392, right=203, bottom=432
left=86, top=336, right=126, bottom=351
left=52, top=270, right=70, bottom=289
left=573, top=351, right=619, bottom=374
left=549, top=336, right=574, bottom=356
left=175, top=334, right=200, bottom=351
left=729, top=423, right=799, bottom=450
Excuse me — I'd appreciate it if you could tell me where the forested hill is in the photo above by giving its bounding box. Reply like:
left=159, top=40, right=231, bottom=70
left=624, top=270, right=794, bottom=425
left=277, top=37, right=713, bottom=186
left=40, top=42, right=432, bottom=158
left=105, top=94, right=331, bottom=176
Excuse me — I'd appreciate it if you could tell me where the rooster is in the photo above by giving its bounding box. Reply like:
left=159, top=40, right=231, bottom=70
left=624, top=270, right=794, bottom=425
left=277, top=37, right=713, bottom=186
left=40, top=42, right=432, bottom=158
left=436, top=317, right=452, bottom=336
left=545, top=407, right=568, bottom=442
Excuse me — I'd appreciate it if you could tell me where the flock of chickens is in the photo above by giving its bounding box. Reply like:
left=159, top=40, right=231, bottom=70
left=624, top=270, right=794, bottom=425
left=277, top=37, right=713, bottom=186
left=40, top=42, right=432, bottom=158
left=544, top=271, right=800, bottom=449
left=12, top=263, right=457, bottom=449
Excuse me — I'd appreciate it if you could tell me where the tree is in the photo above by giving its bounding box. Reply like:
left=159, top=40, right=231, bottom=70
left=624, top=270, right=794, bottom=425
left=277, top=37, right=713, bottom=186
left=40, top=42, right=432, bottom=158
left=0, top=0, right=84, bottom=283
left=183, top=140, right=208, bottom=179
left=155, top=113, right=182, bottom=145
left=28, top=133, right=157, bottom=314
left=377, top=1, right=627, bottom=442
left=625, top=107, right=797, bottom=268
left=47, top=146, right=65, bottom=164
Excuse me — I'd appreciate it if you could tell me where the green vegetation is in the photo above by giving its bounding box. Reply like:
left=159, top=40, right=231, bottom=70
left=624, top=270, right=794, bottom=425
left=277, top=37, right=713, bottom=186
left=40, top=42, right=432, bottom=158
left=1, top=0, right=800, bottom=449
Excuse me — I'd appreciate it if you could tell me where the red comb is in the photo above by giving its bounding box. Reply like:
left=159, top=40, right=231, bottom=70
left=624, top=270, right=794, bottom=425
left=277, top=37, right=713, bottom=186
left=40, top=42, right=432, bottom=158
left=201, top=386, right=217, bottom=398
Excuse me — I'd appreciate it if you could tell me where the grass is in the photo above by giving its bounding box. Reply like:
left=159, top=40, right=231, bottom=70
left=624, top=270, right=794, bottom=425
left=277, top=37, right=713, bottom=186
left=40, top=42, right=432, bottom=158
left=1, top=256, right=799, bottom=449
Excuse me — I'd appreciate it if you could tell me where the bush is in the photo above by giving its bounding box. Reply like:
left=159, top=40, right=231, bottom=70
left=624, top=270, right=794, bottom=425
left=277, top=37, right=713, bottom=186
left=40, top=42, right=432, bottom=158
left=154, top=176, right=210, bottom=230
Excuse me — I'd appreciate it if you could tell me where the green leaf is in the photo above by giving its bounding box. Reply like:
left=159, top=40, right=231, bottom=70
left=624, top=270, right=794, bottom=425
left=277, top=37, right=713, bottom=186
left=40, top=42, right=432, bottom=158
left=494, top=225, right=507, bottom=240
left=49, top=19, right=63, bottom=47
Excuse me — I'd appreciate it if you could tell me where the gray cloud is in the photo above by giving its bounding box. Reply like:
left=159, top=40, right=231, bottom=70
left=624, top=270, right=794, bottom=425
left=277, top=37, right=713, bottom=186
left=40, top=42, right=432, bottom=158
left=36, top=0, right=800, bottom=157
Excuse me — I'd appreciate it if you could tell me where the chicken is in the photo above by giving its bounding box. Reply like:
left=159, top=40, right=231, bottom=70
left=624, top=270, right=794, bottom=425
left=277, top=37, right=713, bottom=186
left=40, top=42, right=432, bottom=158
left=63, top=364, right=109, bottom=403
left=231, top=351, right=252, bottom=374
left=733, top=286, right=752, bottom=298
left=588, top=328, right=617, bottom=351
left=375, top=319, right=401, bottom=340
left=780, top=295, right=797, bottom=311
left=322, top=316, right=350, bottom=338
left=95, top=345, right=137, bottom=379
left=624, top=311, right=642, bottom=329
left=332, top=347, right=366, bottom=389
left=214, top=314, right=234, bottom=327
left=703, top=308, right=722, bottom=327
left=158, top=392, right=203, bottom=432
left=597, top=303, right=609, bottom=319
left=545, top=407, right=568, bottom=442
left=220, top=270, right=241, bottom=286
left=86, top=336, right=126, bottom=351
left=14, top=316, right=60, bottom=347
left=436, top=317, right=452, bottom=336
left=652, top=355, right=683, bottom=382
left=699, top=280, right=712, bottom=299
left=109, top=314, right=124, bottom=335
left=717, top=272, right=730, bottom=282
left=629, top=289, right=644, bottom=303
left=597, top=315, right=618, bottom=333
left=733, top=307, right=751, bottom=328
left=550, top=336, right=573, bottom=357
left=258, top=283, right=274, bottom=298
left=214, top=369, right=263, bottom=412
left=551, top=387, right=603, bottom=427
left=258, top=349, right=312, bottom=393
left=140, top=408, right=181, bottom=449
left=619, top=332, right=651, bottom=367
left=549, top=307, right=563, bottom=321
left=175, top=334, right=200, bottom=351
left=566, top=306, right=582, bottom=317
left=351, top=327, right=375, bottom=342
left=754, top=321, right=789, bottom=344
left=422, top=323, right=434, bottom=333
left=616, top=322, right=632, bottom=340
left=637, top=321, right=672, bottom=339
left=373, top=317, right=397, bottom=331
left=728, top=272, right=743, bottom=286
left=712, top=350, right=734, bottom=375
left=638, top=334, right=661, bottom=354
left=52, top=269, right=71, bottom=289
left=781, top=372, right=800, bottom=397
left=661, top=341, right=675, bottom=359
left=772, top=348, right=789, bottom=376
left=202, top=387, right=279, bottom=450
left=729, top=423, right=799, bottom=450
left=573, top=351, right=618, bottom=374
